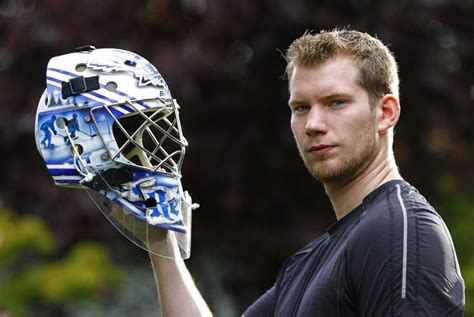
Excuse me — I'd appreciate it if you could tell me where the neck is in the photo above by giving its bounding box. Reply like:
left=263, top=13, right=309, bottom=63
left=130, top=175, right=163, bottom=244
left=324, top=148, right=402, bottom=220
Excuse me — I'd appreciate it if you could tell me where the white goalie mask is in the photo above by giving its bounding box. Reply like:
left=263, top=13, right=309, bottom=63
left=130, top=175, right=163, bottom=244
left=34, top=46, right=198, bottom=259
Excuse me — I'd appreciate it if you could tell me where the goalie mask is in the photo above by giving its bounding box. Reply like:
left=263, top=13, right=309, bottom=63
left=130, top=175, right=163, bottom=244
left=34, top=46, right=198, bottom=259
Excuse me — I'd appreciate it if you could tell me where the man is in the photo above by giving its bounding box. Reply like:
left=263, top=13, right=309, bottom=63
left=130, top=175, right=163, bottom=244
left=149, top=29, right=465, bottom=316
left=40, top=114, right=57, bottom=147
left=65, top=113, right=80, bottom=144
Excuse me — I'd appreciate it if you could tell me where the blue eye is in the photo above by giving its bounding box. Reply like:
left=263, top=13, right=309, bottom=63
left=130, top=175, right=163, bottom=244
left=293, top=105, right=310, bottom=114
left=329, top=100, right=346, bottom=107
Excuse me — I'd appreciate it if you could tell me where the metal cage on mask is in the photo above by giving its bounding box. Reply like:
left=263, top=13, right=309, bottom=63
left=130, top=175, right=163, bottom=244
left=91, top=97, right=187, bottom=177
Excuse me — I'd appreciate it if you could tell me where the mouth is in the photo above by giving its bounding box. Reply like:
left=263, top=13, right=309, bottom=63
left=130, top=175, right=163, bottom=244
left=307, top=145, right=336, bottom=156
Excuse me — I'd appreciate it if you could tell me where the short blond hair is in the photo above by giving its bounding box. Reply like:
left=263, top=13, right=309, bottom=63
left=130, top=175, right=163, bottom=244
left=285, top=29, right=399, bottom=104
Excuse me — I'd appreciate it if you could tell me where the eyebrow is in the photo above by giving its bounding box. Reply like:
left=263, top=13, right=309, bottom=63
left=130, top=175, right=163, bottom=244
left=320, top=93, right=352, bottom=101
left=288, top=92, right=352, bottom=106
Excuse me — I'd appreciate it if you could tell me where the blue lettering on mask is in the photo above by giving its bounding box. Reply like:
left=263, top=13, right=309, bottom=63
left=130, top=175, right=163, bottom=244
left=149, top=189, right=180, bottom=221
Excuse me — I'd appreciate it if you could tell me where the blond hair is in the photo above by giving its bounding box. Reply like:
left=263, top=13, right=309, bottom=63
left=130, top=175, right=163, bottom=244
left=285, top=29, right=399, bottom=104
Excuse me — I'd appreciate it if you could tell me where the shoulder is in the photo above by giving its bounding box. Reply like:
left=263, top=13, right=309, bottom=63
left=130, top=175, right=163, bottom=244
left=344, top=180, right=462, bottom=277
left=348, top=181, right=443, bottom=247
left=344, top=181, right=464, bottom=314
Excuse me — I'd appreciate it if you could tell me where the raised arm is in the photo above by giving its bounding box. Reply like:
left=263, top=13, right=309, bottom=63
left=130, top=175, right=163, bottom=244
left=149, top=231, right=212, bottom=317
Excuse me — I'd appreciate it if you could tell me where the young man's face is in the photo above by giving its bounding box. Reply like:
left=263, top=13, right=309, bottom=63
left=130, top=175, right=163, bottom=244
left=288, top=56, right=380, bottom=184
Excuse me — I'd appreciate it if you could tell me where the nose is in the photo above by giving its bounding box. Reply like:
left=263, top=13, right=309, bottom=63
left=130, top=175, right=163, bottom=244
left=305, top=106, right=328, bottom=135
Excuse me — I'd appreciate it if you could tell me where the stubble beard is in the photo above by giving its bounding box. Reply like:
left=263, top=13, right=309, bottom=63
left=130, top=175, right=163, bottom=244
left=299, top=132, right=379, bottom=185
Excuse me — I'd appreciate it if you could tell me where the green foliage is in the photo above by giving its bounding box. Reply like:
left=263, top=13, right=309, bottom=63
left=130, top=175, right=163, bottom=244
left=0, top=208, right=55, bottom=262
left=0, top=209, right=123, bottom=316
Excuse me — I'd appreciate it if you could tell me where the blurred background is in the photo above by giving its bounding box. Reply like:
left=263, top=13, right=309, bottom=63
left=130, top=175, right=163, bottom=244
left=0, top=0, right=473, bottom=315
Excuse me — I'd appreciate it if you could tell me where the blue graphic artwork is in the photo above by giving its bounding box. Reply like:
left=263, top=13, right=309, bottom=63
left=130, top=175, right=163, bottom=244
left=106, top=169, right=186, bottom=232
left=40, top=115, right=57, bottom=147
left=64, top=113, right=80, bottom=144
left=38, top=108, right=103, bottom=166
left=86, top=49, right=166, bottom=87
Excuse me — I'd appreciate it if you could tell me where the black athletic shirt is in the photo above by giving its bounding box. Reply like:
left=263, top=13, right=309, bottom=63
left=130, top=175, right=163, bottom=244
left=243, top=180, right=465, bottom=316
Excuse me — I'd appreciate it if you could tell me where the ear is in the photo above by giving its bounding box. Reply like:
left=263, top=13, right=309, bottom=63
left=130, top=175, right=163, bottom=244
left=377, top=94, right=400, bottom=134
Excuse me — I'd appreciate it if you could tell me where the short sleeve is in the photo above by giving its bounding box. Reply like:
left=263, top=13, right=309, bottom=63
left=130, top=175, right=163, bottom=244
left=347, top=190, right=464, bottom=316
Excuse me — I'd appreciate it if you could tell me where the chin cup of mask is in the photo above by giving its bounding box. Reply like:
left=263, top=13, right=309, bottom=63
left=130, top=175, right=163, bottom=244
left=86, top=172, right=195, bottom=259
